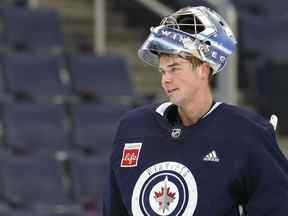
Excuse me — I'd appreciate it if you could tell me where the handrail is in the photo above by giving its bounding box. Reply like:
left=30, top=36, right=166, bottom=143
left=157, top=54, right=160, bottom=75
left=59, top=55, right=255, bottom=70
left=136, top=0, right=174, bottom=16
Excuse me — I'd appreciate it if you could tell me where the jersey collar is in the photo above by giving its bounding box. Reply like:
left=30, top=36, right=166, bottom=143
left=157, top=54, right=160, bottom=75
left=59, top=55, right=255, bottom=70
left=155, top=101, right=222, bottom=118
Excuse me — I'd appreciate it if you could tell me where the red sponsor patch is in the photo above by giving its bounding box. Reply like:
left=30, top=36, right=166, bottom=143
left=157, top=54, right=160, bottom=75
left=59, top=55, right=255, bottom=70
left=121, top=143, right=142, bottom=167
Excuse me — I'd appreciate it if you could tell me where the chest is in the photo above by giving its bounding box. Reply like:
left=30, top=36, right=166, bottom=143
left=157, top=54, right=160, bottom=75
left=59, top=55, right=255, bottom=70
left=112, top=133, right=243, bottom=215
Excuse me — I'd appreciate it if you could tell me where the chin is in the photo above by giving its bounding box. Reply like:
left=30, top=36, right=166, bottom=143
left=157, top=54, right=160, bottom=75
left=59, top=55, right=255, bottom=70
left=169, top=96, right=183, bottom=106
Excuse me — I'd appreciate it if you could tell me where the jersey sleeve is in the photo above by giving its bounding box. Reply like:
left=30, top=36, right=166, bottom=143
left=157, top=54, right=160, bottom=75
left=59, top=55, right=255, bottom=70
left=243, top=123, right=288, bottom=215
left=103, top=120, right=129, bottom=216
left=103, top=164, right=128, bottom=216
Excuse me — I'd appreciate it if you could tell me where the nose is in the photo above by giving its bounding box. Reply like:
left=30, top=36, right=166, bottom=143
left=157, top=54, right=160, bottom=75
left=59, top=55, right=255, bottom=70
left=162, top=71, right=173, bottom=84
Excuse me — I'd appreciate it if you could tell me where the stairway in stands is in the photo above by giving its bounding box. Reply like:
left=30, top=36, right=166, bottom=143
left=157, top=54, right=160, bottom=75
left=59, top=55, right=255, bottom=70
left=31, top=0, right=163, bottom=99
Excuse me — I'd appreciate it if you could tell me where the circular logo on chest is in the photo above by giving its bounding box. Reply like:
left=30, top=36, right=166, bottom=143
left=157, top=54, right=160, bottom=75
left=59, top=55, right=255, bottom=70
left=131, top=161, right=198, bottom=215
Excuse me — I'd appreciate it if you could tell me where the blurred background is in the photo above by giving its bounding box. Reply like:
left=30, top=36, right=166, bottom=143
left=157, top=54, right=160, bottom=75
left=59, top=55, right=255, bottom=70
left=0, top=0, right=287, bottom=215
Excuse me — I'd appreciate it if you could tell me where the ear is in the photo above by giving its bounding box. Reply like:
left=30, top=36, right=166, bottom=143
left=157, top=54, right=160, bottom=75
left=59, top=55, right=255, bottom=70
left=199, top=63, right=211, bottom=81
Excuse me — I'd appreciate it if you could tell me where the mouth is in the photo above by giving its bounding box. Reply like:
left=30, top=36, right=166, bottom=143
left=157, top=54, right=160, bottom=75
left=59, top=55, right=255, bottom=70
left=167, top=88, right=178, bottom=95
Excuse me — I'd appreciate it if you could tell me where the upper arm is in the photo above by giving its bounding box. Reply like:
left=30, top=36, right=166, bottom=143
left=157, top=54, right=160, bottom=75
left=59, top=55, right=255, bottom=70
left=103, top=160, right=128, bottom=216
left=243, top=125, right=288, bottom=215
left=103, top=122, right=129, bottom=216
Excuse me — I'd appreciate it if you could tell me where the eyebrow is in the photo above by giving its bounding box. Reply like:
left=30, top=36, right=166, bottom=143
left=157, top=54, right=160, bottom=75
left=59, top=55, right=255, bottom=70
left=159, top=62, right=181, bottom=72
left=167, top=62, right=181, bottom=67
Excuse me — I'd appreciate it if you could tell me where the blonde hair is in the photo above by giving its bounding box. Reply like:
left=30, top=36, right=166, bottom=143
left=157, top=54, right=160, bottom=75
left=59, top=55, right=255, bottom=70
left=187, top=56, right=204, bottom=70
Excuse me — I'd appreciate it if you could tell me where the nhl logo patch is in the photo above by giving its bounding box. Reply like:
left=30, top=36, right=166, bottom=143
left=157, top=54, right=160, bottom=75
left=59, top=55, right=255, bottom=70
left=171, top=128, right=181, bottom=139
left=121, top=143, right=142, bottom=167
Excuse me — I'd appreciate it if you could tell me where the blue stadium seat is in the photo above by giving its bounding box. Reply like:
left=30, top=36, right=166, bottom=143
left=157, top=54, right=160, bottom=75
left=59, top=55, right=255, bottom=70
left=238, top=14, right=288, bottom=91
left=238, top=13, right=266, bottom=57
left=7, top=209, right=86, bottom=216
left=0, top=206, right=12, bottom=216
left=0, top=152, right=11, bottom=211
left=254, top=60, right=288, bottom=134
left=240, top=14, right=288, bottom=57
left=159, top=0, right=215, bottom=10
left=255, top=61, right=287, bottom=98
left=111, top=0, right=160, bottom=29
left=260, top=16, right=288, bottom=61
left=3, top=103, right=69, bottom=155
left=0, top=56, right=13, bottom=103
left=8, top=210, right=39, bottom=216
left=233, top=0, right=288, bottom=16
left=0, top=0, right=27, bottom=7
left=69, top=154, right=109, bottom=215
left=1, top=155, right=69, bottom=208
left=237, top=13, right=266, bottom=90
left=2, top=53, right=69, bottom=102
left=70, top=103, right=128, bottom=156
left=1, top=7, right=64, bottom=51
left=262, top=0, right=288, bottom=16
left=231, top=0, right=264, bottom=15
left=68, top=54, right=136, bottom=105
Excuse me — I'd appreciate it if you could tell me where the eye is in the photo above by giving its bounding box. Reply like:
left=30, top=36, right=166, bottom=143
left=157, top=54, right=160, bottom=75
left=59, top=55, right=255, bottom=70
left=171, top=67, right=180, bottom=72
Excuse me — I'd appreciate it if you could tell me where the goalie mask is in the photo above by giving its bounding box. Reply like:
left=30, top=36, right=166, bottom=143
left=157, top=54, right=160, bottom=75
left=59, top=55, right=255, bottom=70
left=138, top=6, right=237, bottom=74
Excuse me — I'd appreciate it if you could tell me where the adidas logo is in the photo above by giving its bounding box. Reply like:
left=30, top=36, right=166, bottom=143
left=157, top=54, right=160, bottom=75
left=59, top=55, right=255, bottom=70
left=203, top=150, right=220, bottom=162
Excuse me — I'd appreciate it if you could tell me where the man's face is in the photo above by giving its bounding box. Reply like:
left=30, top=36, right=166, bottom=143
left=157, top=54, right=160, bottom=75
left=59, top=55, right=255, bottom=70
left=159, top=55, right=206, bottom=106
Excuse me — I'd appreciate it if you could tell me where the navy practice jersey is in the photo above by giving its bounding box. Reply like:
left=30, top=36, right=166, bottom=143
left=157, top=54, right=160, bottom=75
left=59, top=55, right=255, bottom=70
left=103, top=102, right=288, bottom=216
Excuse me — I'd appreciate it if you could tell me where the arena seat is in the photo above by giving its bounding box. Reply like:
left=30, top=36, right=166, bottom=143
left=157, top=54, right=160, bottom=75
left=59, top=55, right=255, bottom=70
left=68, top=54, right=136, bottom=105
left=1, top=7, right=64, bottom=51
left=70, top=103, right=128, bottom=156
left=2, top=53, right=68, bottom=102
left=3, top=103, right=69, bottom=155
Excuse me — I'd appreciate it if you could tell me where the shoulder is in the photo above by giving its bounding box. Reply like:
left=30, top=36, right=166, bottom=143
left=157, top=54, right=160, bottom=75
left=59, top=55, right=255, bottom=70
left=219, top=103, right=274, bottom=134
left=120, top=103, right=158, bottom=123
left=115, top=103, right=161, bottom=139
left=219, top=104, right=281, bottom=158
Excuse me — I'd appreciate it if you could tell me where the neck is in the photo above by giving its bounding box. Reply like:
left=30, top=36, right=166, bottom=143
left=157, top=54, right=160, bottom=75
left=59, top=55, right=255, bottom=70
left=178, top=90, right=213, bottom=126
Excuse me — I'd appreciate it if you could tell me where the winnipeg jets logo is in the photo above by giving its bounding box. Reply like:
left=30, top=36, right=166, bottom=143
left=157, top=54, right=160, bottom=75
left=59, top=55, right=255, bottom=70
left=153, top=176, right=177, bottom=214
left=132, top=161, right=198, bottom=216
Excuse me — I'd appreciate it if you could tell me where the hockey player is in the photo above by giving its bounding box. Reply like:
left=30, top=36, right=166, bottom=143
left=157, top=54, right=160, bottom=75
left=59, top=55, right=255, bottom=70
left=103, top=6, right=288, bottom=215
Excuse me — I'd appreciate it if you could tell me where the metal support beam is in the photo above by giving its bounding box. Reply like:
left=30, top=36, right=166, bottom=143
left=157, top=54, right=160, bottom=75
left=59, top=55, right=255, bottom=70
left=29, top=0, right=39, bottom=7
left=206, top=0, right=239, bottom=105
left=217, top=7, right=238, bottom=105
left=94, top=0, right=106, bottom=54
